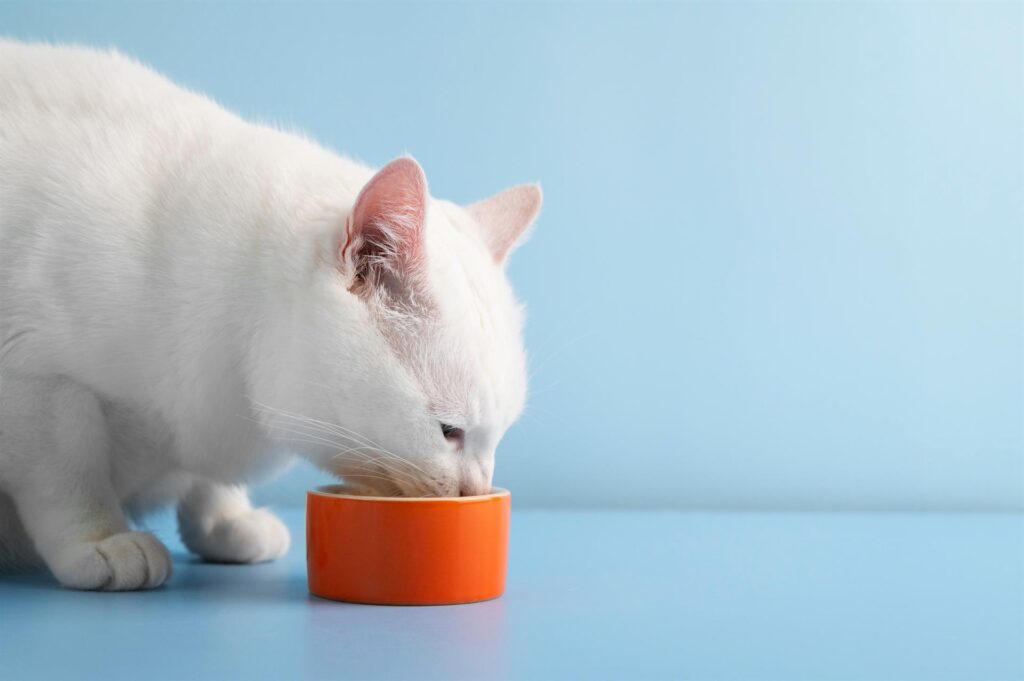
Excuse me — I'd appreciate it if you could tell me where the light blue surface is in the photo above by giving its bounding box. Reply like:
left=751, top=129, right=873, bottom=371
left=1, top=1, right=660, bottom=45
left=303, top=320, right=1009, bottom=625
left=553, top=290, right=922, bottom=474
left=0, top=2, right=1020, bottom=511
left=1, top=508, right=1022, bottom=680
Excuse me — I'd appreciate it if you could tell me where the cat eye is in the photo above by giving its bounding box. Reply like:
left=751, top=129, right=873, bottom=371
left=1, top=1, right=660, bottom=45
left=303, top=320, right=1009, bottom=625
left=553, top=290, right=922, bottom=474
left=440, top=423, right=465, bottom=445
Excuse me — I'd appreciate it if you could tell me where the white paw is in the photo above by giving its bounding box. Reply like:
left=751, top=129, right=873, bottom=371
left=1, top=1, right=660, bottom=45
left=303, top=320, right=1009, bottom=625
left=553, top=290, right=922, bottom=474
left=185, top=509, right=290, bottom=564
left=51, top=531, right=172, bottom=591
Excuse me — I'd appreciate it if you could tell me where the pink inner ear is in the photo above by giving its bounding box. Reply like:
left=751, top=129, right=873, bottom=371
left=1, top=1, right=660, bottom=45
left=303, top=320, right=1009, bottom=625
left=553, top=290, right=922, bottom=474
left=343, top=157, right=428, bottom=272
left=467, top=184, right=542, bottom=263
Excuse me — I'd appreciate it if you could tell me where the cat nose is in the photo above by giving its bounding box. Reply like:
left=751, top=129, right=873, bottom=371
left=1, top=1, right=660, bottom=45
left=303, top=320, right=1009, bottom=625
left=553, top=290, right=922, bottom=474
left=458, top=450, right=494, bottom=496
left=458, top=467, right=491, bottom=496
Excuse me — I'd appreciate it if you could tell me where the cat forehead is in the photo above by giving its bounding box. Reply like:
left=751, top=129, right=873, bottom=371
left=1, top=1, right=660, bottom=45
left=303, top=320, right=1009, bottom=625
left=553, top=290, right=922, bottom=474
left=375, top=199, right=527, bottom=424
left=424, top=199, right=524, bottom=337
left=427, top=199, right=492, bottom=263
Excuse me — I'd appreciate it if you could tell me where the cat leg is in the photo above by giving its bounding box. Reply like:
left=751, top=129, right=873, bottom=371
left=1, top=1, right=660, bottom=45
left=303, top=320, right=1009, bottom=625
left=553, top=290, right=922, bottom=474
left=0, top=374, right=172, bottom=590
left=0, top=491, right=40, bottom=570
left=177, top=479, right=290, bottom=563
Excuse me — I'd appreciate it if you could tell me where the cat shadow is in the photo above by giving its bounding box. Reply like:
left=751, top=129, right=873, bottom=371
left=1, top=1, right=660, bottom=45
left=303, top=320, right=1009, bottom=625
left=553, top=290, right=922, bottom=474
left=0, top=568, right=55, bottom=591
left=0, top=551, right=313, bottom=604
left=165, top=549, right=315, bottom=603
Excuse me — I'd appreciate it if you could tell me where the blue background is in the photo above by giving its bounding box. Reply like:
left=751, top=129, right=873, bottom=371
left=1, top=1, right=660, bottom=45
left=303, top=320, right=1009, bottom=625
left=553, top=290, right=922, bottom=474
left=3, top=1, right=1020, bottom=511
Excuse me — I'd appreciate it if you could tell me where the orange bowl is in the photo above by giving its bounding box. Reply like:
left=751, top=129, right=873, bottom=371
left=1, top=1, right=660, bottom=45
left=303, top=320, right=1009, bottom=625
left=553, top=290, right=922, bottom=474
left=306, top=485, right=511, bottom=605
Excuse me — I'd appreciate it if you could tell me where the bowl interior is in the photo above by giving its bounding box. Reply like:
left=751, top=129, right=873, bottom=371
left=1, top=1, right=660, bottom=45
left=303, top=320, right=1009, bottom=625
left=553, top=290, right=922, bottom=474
left=309, top=484, right=510, bottom=504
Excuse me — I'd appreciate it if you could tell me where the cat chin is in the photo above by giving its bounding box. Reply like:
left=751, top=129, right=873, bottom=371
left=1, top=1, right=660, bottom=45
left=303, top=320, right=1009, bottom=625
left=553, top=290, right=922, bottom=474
left=329, top=461, right=452, bottom=498
left=326, top=470, right=409, bottom=498
left=340, top=480, right=407, bottom=498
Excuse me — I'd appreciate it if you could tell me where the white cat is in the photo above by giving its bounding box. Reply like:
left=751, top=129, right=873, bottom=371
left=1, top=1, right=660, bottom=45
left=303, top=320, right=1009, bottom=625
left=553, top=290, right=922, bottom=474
left=0, top=40, right=540, bottom=590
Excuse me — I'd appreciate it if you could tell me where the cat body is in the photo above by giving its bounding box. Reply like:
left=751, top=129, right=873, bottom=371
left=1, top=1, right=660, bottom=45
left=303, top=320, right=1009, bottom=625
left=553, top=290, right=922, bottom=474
left=0, top=40, right=539, bottom=589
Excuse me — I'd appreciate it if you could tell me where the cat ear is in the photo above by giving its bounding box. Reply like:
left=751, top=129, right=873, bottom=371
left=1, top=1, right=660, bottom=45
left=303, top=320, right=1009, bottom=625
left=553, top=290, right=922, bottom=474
left=340, top=157, right=428, bottom=283
left=467, top=184, right=542, bottom=263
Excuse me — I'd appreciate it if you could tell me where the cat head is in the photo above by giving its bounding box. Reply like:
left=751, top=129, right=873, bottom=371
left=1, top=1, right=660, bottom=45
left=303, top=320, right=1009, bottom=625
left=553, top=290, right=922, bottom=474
left=268, top=157, right=540, bottom=496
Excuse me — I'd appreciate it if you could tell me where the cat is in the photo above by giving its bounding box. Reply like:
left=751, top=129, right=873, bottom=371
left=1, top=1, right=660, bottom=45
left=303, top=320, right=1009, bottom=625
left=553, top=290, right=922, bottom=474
left=0, top=40, right=540, bottom=590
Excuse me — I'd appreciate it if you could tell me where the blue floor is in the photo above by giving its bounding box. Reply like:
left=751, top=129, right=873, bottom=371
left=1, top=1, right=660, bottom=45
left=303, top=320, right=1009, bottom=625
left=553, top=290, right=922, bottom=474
left=1, top=508, right=1021, bottom=680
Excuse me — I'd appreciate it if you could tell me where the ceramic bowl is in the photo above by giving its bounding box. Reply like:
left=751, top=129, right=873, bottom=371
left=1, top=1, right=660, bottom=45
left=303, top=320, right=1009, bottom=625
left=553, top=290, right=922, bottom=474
left=306, top=485, right=511, bottom=605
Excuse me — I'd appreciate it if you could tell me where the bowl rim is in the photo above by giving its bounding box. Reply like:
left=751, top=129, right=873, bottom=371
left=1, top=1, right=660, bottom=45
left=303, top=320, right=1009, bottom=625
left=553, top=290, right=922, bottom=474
left=309, top=484, right=510, bottom=503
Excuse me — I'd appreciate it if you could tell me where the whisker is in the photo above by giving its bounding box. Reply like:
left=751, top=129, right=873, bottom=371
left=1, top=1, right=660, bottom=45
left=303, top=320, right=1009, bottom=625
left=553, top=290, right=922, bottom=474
left=247, top=401, right=434, bottom=487
left=527, top=329, right=597, bottom=382
left=252, top=401, right=433, bottom=477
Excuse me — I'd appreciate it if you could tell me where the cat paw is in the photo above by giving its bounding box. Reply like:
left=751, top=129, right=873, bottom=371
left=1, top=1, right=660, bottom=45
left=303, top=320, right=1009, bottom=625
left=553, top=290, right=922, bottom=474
left=51, top=531, right=172, bottom=591
left=183, top=508, right=290, bottom=564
